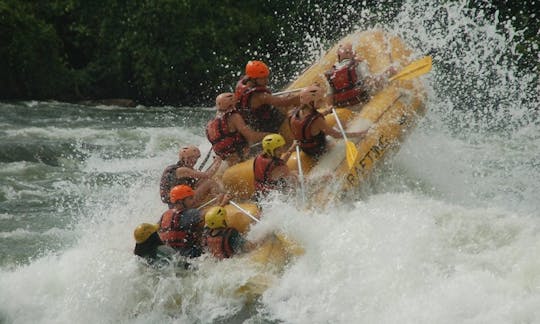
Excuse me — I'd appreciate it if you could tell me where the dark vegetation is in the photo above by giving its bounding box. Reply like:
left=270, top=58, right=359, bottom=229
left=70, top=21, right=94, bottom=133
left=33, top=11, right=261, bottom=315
left=0, top=0, right=537, bottom=106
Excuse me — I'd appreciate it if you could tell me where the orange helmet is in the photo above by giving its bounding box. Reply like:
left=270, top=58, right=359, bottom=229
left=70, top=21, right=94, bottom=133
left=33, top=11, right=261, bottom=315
left=245, top=60, right=270, bottom=79
left=179, top=146, right=200, bottom=161
left=170, top=185, right=194, bottom=203
left=299, top=85, right=325, bottom=105
left=337, top=42, right=354, bottom=61
left=215, top=93, right=237, bottom=111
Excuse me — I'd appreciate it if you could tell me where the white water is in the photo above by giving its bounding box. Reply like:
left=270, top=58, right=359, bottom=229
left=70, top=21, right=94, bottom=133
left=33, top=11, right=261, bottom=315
left=1, top=0, right=540, bottom=323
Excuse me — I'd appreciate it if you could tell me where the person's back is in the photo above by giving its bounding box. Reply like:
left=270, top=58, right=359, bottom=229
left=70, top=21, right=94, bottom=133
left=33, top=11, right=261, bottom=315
left=203, top=207, right=250, bottom=259
left=133, top=223, right=177, bottom=267
left=207, top=92, right=268, bottom=165
left=252, top=134, right=296, bottom=201
left=235, top=60, right=299, bottom=133
left=158, top=185, right=204, bottom=258
left=291, top=85, right=367, bottom=158
left=289, top=104, right=327, bottom=158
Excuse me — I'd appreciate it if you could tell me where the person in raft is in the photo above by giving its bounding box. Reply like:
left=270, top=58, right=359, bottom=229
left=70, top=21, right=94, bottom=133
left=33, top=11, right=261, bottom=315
left=133, top=222, right=191, bottom=268
left=324, top=41, right=397, bottom=108
left=206, top=92, right=269, bottom=166
left=235, top=60, right=300, bottom=133
left=289, top=85, right=367, bottom=159
left=158, top=185, right=212, bottom=258
left=202, top=206, right=254, bottom=259
left=252, top=134, right=298, bottom=202
left=159, top=145, right=223, bottom=208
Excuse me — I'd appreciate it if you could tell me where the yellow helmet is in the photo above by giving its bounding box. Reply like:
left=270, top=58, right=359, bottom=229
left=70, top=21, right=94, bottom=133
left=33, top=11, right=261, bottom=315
left=205, top=206, right=227, bottom=229
left=134, top=223, right=160, bottom=243
left=262, top=134, right=285, bottom=156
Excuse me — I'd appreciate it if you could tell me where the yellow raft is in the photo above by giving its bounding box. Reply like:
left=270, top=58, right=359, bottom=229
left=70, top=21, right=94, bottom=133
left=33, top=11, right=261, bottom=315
left=222, top=29, right=427, bottom=206
left=214, top=29, right=428, bottom=298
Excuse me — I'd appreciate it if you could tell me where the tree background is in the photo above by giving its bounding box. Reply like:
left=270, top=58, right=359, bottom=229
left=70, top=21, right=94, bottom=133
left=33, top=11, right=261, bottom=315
left=0, top=0, right=538, bottom=106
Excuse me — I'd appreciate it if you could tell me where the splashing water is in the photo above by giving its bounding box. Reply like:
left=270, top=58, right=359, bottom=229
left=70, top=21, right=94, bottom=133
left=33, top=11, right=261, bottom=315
left=1, top=1, right=539, bottom=323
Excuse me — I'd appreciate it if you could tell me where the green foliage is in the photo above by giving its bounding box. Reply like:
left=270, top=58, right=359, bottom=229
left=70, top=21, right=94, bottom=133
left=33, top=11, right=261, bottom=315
left=0, top=0, right=537, bottom=105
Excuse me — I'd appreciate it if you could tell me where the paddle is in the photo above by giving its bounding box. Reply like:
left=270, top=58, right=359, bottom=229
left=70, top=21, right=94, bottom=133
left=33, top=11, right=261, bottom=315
left=229, top=200, right=260, bottom=223
left=196, top=197, right=217, bottom=209
left=198, top=148, right=213, bottom=171
left=389, top=56, right=432, bottom=82
left=332, top=108, right=358, bottom=170
left=273, top=88, right=304, bottom=96
left=295, top=145, right=306, bottom=204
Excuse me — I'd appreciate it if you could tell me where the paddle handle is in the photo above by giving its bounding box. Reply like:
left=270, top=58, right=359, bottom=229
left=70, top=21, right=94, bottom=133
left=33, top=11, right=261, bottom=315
left=332, top=108, right=349, bottom=142
left=273, top=88, right=303, bottom=96
left=196, top=197, right=217, bottom=209
left=229, top=201, right=260, bottom=223
left=198, top=148, right=213, bottom=171
left=296, top=145, right=306, bottom=204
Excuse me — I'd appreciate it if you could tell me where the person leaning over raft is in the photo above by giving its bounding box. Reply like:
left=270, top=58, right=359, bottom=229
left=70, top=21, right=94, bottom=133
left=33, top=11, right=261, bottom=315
left=202, top=206, right=254, bottom=259
left=133, top=223, right=178, bottom=267
left=206, top=92, right=269, bottom=166
left=235, top=60, right=300, bottom=133
left=324, top=41, right=397, bottom=109
left=158, top=185, right=210, bottom=258
left=159, top=145, right=223, bottom=208
left=289, top=85, right=367, bottom=159
left=252, top=134, right=297, bottom=202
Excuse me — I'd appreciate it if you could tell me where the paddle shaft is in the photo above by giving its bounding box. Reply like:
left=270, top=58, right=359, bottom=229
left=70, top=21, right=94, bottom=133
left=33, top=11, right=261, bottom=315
left=196, top=197, right=217, bottom=209
left=332, top=108, right=349, bottom=142
left=388, top=56, right=432, bottom=82
left=272, top=88, right=303, bottom=96
left=295, top=145, right=306, bottom=204
left=229, top=201, right=260, bottom=223
left=198, top=148, right=213, bottom=171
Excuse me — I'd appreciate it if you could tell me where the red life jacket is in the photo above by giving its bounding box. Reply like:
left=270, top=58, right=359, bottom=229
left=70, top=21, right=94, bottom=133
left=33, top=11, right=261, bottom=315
left=203, top=227, right=236, bottom=259
left=235, top=76, right=284, bottom=132
left=324, top=59, right=369, bottom=107
left=253, top=154, right=286, bottom=196
left=206, top=111, right=248, bottom=160
left=158, top=209, right=203, bottom=258
left=289, top=107, right=327, bottom=157
left=159, top=161, right=197, bottom=206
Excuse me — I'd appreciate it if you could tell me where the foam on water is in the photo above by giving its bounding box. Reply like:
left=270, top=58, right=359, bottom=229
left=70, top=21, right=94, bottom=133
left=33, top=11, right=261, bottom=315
left=1, top=0, right=539, bottom=323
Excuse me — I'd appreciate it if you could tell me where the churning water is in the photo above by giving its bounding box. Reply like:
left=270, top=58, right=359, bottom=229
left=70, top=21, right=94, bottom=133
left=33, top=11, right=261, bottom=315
left=1, top=0, right=539, bottom=323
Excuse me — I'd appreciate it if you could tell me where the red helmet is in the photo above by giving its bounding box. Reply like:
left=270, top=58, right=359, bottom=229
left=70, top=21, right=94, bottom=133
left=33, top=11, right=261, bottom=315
left=170, top=185, right=194, bottom=203
left=299, top=85, right=325, bottom=105
left=245, top=60, right=270, bottom=78
left=215, top=93, right=237, bottom=111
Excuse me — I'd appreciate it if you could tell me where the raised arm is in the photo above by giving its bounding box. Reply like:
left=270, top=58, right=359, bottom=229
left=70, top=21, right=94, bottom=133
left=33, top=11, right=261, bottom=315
left=176, top=156, right=222, bottom=179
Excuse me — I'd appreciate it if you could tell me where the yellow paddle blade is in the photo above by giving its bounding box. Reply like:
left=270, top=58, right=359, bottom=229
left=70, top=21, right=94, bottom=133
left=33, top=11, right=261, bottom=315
left=389, top=56, right=432, bottom=82
left=345, top=140, right=358, bottom=169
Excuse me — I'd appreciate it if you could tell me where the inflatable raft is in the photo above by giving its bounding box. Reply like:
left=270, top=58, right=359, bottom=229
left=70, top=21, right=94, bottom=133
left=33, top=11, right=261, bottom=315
left=213, top=29, right=429, bottom=298
left=222, top=29, right=428, bottom=206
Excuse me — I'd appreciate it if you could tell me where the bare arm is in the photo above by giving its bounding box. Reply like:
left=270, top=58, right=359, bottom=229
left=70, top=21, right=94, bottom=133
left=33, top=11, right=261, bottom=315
left=280, top=141, right=298, bottom=162
left=176, top=156, right=222, bottom=179
left=229, top=113, right=269, bottom=144
left=254, top=92, right=300, bottom=108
